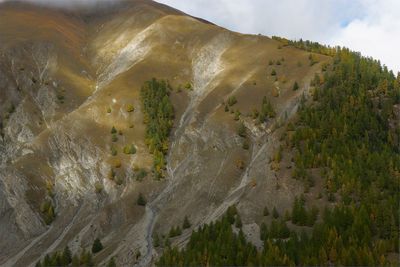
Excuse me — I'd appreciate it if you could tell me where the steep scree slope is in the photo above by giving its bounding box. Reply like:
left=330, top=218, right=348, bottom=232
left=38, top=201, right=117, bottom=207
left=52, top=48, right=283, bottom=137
left=0, top=1, right=330, bottom=266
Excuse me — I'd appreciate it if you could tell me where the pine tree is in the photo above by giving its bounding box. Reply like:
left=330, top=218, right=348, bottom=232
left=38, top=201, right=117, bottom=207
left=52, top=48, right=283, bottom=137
left=92, top=238, right=103, bottom=253
left=45, top=204, right=55, bottom=225
left=111, top=126, right=117, bottom=134
left=237, top=122, right=246, bottom=137
left=260, top=222, right=268, bottom=240
left=235, top=215, right=243, bottom=228
left=86, top=252, right=94, bottom=267
left=293, top=81, right=299, bottom=91
left=153, top=233, right=160, bottom=247
left=263, top=206, right=269, bottom=216
left=80, top=249, right=88, bottom=265
left=137, top=193, right=146, bottom=206
left=183, top=216, right=191, bottom=229
left=107, top=257, right=117, bottom=267
left=272, top=207, right=279, bottom=219
left=44, top=254, right=52, bottom=267
left=72, top=254, right=80, bottom=266
left=62, top=245, right=72, bottom=265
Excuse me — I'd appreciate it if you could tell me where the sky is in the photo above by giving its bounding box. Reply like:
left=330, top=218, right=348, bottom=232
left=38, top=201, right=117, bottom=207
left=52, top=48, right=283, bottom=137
left=1, top=0, right=398, bottom=72
left=156, top=0, right=400, bottom=73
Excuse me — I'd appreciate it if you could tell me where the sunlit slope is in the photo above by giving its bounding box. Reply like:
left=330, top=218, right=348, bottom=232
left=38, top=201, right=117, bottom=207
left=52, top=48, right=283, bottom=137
left=0, top=1, right=330, bottom=266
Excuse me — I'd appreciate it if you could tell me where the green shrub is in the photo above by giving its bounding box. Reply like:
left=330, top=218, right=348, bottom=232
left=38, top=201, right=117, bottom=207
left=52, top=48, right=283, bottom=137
left=136, top=168, right=148, bottom=181
left=184, top=83, right=193, bottom=90
left=234, top=110, right=241, bottom=121
left=94, top=182, right=103, bottom=193
left=126, top=104, right=135, bottom=112
left=123, top=144, right=136, bottom=155
left=111, top=146, right=117, bottom=156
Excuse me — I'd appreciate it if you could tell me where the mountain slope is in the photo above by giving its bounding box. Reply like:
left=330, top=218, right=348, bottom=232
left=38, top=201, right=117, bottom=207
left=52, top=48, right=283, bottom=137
left=0, top=1, right=371, bottom=266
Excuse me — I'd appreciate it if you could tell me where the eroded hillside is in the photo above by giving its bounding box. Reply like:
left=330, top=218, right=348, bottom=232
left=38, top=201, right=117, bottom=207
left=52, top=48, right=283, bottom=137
left=0, top=1, right=338, bottom=266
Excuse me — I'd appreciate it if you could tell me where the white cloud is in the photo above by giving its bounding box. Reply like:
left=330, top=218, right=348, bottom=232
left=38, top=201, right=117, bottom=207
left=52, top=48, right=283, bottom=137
left=330, top=0, right=400, bottom=72
left=156, top=0, right=399, bottom=72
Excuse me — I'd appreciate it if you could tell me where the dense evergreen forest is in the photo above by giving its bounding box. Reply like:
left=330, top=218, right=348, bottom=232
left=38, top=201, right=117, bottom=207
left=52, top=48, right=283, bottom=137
left=157, top=43, right=400, bottom=266
left=140, top=78, right=174, bottom=178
